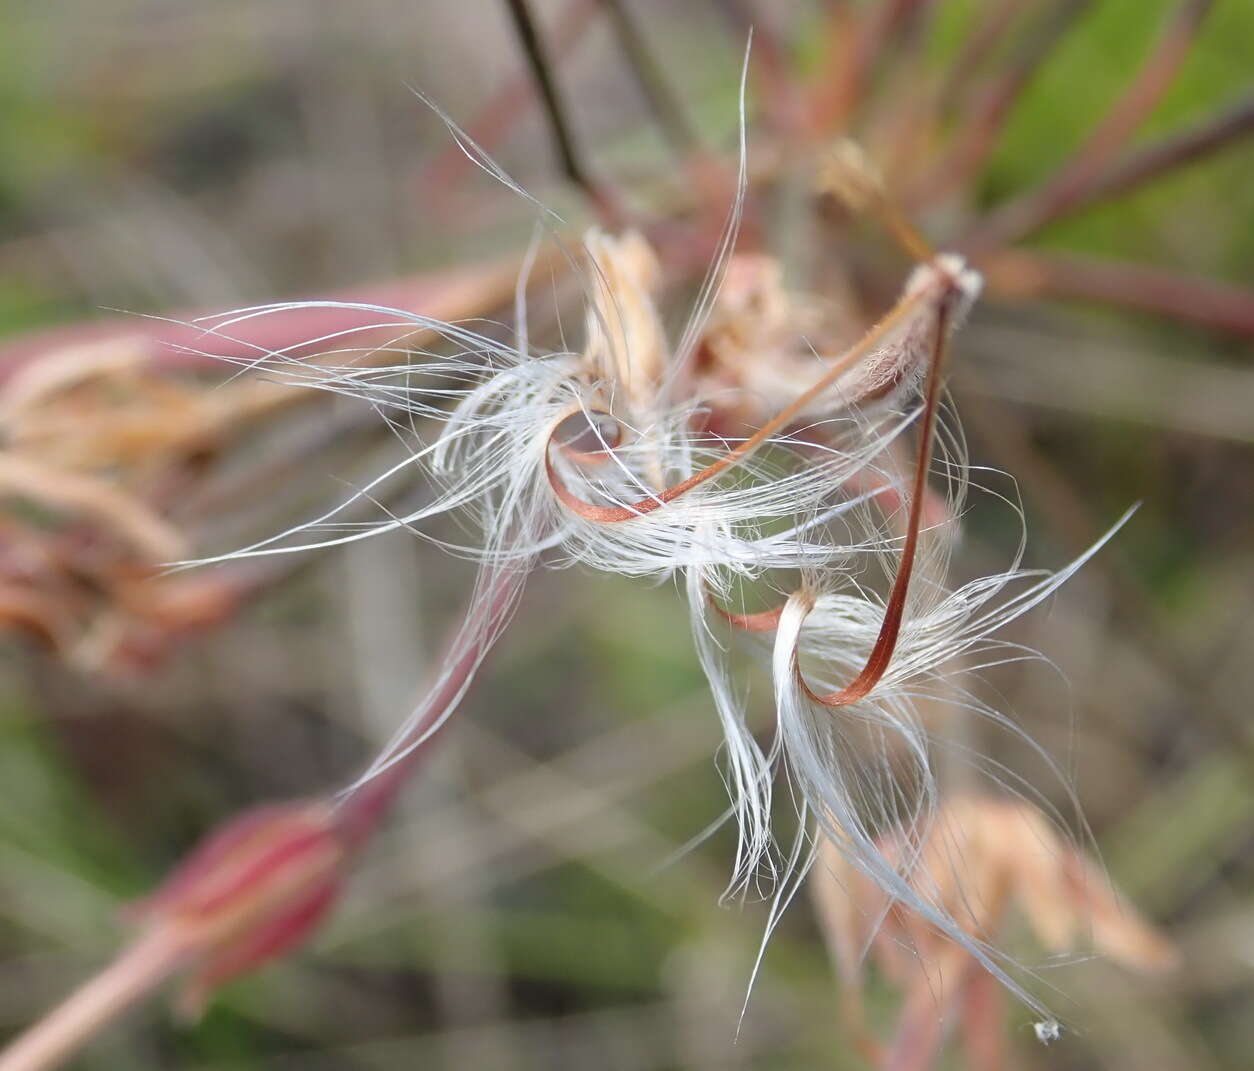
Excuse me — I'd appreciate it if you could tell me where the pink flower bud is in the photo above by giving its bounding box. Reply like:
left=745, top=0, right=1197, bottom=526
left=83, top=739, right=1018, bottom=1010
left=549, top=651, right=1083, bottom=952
left=130, top=800, right=345, bottom=1017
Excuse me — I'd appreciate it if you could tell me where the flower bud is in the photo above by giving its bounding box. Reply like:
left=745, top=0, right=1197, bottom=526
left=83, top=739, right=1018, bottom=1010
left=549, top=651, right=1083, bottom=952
left=129, top=800, right=345, bottom=1017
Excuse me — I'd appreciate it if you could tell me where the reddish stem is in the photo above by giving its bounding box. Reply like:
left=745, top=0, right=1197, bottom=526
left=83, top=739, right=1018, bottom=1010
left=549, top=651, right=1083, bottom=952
left=807, top=0, right=926, bottom=137
left=334, top=559, right=530, bottom=849
left=1010, top=91, right=1254, bottom=226
left=0, top=257, right=529, bottom=385
left=964, top=0, right=1214, bottom=256
left=710, top=600, right=784, bottom=632
left=986, top=249, right=1254, bottom=338
left=931, top=0, right=1028, bottom=117
left=884, top=955, right=973, bottom=1071
left=911, top=0, right=1091, bottom=205
left=800, top=303, right=950, bottom=708
left=959, top=967, right=1012, bottom=1071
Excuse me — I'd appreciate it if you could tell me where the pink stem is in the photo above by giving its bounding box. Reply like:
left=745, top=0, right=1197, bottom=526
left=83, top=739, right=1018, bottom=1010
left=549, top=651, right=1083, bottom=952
left=987, top=250, right=1254, bottom=337
left=333, top=557, right=533, bottom=849
left=0, top=258, right=526, bottom=384
left=0, top=933, right=187, bottom=1071
left=963, top=0, right=1213, bottom=255
left=959, top=967, right=1012, bottom=1071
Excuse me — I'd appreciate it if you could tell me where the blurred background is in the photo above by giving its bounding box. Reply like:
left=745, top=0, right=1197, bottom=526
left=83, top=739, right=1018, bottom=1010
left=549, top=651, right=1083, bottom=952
left=0, top=1, right=1252, bottom=1068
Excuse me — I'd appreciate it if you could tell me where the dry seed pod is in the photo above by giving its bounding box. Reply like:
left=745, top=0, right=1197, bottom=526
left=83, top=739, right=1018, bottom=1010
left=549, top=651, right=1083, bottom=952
left=824, top=254, right=982, bottom=412
left=697, top=252, right=981, bottom=426
left=582, top=229, right=667, bottom=414
left=819, top=138, right=935, bottom=262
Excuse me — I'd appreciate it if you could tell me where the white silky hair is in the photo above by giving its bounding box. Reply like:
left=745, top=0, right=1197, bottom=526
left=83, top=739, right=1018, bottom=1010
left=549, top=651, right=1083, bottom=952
left=171, top=299, right=918, bottom=576
left=173, top=37, right=771, bottom=573
left=162, top=43, right=1130, bottom=1025
left=741, top=486, right=1137, bottom=1019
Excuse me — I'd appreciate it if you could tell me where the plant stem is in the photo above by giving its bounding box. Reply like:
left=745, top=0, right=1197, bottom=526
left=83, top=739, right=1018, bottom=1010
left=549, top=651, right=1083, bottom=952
left=419, top=0, right=599, bottom=200
left=986, top=249, right=1254, bottom=337
left=1009, top=91, right=1254, bottom=229
left=0, top=933, right=186, bottom=1071
left=600, top=0, right=700, bottom=155
left=912, top=0, right=1091, bottom=204
left=964, top=0, right=1214, bottom=255
left=335, top=557, right=532, bottom=848
left=0, top=256, right=529, bottom=383
left=503, top=0, right=619, bottom=222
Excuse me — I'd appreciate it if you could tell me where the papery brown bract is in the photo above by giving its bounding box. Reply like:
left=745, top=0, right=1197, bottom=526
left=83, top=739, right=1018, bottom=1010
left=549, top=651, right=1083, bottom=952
left=811, top=794, right=1176, bottom=1068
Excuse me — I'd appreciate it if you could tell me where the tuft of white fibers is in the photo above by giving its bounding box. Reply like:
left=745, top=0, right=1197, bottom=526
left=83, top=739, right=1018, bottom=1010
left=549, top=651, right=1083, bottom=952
left=1034, top=1019, right=1063, bottom=1044
left=167, top=65, right=1131, bottom=1028
left=746, top=499, right=1137, bottom=1018
left=174, top=224, right=933, bottom=583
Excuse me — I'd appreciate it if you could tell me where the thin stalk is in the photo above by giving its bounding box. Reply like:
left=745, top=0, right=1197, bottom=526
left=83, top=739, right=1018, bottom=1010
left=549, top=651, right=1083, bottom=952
left=1, top=560, right=529, bottom=1070
left=420, top=0, right=599, bottom=199
left=503, top=0, right=612, bottom=218
left=600, top=0, right=701, bottom=155
left=911, top=0, right=1092, bottom=205
left=986, top=249, right=1254, bottom=337
left=1001, top=91, right=1254, bottom=231
left=335, top=558, right=531, bottom=847
left=807, top=0, right=927, bottom=136
left=0, top=933, right=187, bottom=1071
left=931, top=0, right=1026, bottom=117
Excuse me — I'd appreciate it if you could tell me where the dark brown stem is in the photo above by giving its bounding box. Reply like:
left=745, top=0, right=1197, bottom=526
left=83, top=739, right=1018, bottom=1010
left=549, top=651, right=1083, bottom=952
left=504, top=0, right=615, bottom=219
left=419, top=0, right=599, bottom=201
